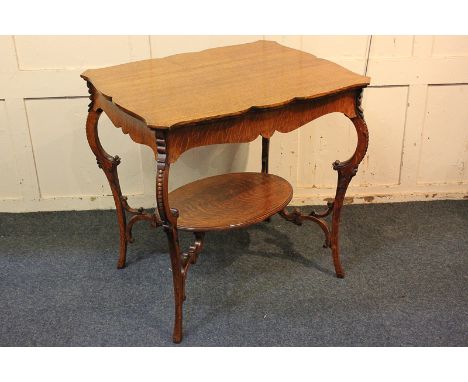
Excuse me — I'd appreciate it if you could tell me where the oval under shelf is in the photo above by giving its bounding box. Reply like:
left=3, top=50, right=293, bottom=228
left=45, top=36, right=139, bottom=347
left=169, top=172, right=293, bottom=231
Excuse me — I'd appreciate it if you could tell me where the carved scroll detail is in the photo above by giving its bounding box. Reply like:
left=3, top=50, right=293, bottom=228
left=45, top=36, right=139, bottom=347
left=156, top=130, right=179, bottom=225
left=120, top=196, right=162, bottom=243
left=85, top=86, right=127, bottom=269
left=279, top=207, right=332, bottom=249
left=87, top=81, right=96, bottom=112
left=356, top=88, right=365, bottom=119
left=86, top=82, right=163, bottom=266
left=182, top=232, right=205, bottom=275
left=328, top=90, right=369, bottom=277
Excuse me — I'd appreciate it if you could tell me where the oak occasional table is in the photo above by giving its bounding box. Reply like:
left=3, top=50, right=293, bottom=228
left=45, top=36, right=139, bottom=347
left=81, top=40, right=370, bottom=343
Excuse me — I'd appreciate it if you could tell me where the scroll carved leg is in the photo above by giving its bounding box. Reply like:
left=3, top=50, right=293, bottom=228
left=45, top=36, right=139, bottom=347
left=277, top=90, right=369, bottom=279
left=86, top=108, right=128, bottom=269
left=330, top=109, right=369, bottom=278
left=156, top=129, right=186, bottom=343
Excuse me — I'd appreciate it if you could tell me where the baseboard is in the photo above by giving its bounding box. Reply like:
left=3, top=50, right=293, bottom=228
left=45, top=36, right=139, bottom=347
left=1, top=190, right=466, bottom=213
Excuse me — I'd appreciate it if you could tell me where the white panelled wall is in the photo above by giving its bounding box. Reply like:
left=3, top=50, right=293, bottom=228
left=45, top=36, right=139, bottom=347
left=0, top=35, right=467, bottom=212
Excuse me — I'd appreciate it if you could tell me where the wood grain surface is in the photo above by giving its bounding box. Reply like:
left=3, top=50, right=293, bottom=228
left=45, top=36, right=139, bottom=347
left=168, top=172, right=293, bottom=231
left=164, top=90, right=358, bottom=163
left=81, top=40, right=369, bottom=129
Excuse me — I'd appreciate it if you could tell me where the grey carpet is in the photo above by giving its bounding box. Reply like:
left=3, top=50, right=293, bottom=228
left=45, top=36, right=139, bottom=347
left=0, top=200, right=467, bottom=346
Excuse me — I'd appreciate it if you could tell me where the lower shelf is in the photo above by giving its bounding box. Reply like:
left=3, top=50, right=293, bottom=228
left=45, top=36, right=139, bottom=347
left=169, top=172, right=293, bottom=231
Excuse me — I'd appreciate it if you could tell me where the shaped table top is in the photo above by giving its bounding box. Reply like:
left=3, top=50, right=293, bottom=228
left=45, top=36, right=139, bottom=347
left=82, top=40, right=370, bottom=129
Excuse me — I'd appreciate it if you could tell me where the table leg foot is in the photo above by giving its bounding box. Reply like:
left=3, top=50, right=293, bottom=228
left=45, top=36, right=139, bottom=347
left=117, top=255, right=127, bottom=269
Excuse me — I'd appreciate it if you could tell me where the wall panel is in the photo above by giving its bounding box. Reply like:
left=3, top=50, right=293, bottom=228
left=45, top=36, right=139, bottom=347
left=354, top=86, right=408, bottom=187
left=417, top=84, right=468, bottom=185
left=0, top=100, right=22, bottom=199
left=15, top=36, right=150, bottom=70
left=301, top=35, right=369, bottom=73
left=25, top=98, right=144, bottom=198
left=298, top=113, right=355, bottom=188
left=169, top=143, right=252, bottom=191
left=370, top=36, right=413, bottom=58
left=432, top=36, right=468, bottom=57
left=149, top=35, right=262, bottom=58
left=0, top=36, right=17, bottom=72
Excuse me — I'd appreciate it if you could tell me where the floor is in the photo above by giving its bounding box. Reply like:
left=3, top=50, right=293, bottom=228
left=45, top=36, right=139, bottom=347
left=0, top=200, right=467, bottom=346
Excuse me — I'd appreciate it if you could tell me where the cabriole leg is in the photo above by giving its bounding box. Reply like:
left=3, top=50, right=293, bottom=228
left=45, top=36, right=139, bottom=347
left=330, top=92, right=369, bottom=278
left=85, top=106, right=128, bottom=269
left=278, top=91, right=369, bottom=278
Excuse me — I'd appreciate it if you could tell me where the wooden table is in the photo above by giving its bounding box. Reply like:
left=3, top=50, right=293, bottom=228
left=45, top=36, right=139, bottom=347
left=81, top=40, right=370, bottom=343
